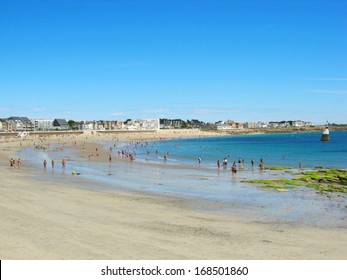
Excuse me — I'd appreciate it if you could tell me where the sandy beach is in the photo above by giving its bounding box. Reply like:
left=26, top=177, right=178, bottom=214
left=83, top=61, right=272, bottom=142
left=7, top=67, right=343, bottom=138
left=1, top=130, right=347, bottom=259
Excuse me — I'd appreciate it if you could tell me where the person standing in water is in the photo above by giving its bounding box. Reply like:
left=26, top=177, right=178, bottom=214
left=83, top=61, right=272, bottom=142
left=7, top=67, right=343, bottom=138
left=259, top=158, right=264, bottom=170
left=223, top=158, right=228, bottom=168
left=231, top=161, right=237, bottom=174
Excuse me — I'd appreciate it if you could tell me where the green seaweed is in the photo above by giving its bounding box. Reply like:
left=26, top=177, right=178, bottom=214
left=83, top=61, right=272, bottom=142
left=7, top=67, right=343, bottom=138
left=278, top=178, right=304, bottom=186
left=242, top=179, right=297, bottom=191
left=264, top=166, right=287, bottom=171
left=244, top=168, right=347, bottom=193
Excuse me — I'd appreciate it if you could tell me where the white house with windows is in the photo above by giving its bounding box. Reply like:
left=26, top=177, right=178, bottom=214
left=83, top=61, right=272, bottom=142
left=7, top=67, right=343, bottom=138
left=125, top=119, right=160, bottom=130
left=32, top=119, right=54, bottom=131
left=138, top=119, right=160, bottom=130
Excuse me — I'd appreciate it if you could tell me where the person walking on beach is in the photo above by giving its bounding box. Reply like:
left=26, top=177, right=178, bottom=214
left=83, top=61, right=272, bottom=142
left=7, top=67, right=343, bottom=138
left=17, top=158, right=21, bottom=170
left=217, top=160, right=221, bottom=169
left=198, top=157, right=201, bottom=164
left=62, top=159, right=66, bottom=168
left=251, top=159, right=254, bottom=168
left=43, top=160, right=47, bottom=169
left=51, top=160, right=55, bottom=169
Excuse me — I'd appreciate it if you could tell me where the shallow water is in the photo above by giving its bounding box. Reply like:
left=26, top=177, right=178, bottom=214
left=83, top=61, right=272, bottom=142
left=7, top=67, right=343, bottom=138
left=18, top=137, right=347, bottom=228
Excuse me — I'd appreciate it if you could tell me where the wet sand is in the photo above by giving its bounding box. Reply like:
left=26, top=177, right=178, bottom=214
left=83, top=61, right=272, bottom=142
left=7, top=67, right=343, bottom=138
left=1, top=131, right=347, bottom=259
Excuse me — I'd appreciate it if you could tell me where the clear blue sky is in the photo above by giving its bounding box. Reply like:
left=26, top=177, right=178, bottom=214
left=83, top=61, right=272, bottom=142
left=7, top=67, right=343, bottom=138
left=1, top=0, right=346, bottom=124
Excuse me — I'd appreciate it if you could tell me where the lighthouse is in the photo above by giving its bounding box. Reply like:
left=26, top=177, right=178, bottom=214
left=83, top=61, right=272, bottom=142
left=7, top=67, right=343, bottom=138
left=321, top=122, right=330, bottom=141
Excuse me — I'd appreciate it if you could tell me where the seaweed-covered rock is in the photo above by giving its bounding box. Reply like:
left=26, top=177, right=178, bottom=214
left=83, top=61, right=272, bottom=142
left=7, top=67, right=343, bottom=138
left=243, top=168, right=347, bottom=193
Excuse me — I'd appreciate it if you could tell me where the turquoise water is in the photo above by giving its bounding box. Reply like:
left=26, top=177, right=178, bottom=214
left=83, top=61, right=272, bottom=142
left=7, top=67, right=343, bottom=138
left=17, top=131, right=347, bottom=227
left=135, top=131, right=347, bottom=169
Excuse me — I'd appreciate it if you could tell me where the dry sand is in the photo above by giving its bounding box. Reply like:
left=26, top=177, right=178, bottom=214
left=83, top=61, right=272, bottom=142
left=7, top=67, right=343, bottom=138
left=1, top=130, right=347, bottom=259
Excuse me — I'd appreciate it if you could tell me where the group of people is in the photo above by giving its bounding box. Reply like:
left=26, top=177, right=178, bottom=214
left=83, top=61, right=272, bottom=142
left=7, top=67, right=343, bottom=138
left=9, top=158, right=21, bottom=169
left=43, top=158, right=66, bottom=169
left=214, top=157, right=264, bottom=173
left=117, top=149, right=136, bottom=161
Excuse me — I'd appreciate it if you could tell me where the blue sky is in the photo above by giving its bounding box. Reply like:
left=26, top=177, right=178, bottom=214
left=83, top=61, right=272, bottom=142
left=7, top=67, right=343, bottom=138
left=1, top=0, right=346, bottom=124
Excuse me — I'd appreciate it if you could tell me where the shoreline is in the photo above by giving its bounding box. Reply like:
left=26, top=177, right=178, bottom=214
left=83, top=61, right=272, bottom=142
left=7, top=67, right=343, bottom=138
left=2, top=161, right=347, bottom=259
left=1, top=125, right=347, bottom=138
left=1, top=131, right=347, bottom=259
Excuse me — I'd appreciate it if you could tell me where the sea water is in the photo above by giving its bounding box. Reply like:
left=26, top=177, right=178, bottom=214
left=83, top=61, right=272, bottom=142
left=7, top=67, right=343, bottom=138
left=133, top=131, right=347, bottom=169
left=18, top=131, right=347, bottom=227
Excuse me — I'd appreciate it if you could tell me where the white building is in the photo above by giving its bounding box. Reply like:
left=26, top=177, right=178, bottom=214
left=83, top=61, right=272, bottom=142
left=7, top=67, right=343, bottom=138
left=292, top=121, right=313, bottom=127
left=243, top=122, right=256, bottom=129
left=245, top=122, right=269, bottom=128
left=79, top=121, right=95, bottom=131
left=216, top=124, right=234, bottom=130
left=32, top=119, right=54, bottom=131
left=138, top=119, right=160, bottom=130
left=125, top=125, right=138, bottom=130
left=125, top=119, right=160, bottom=130
left=269, top=121, right=290, bottom=128
left=244, top=120, right=313, bottom=129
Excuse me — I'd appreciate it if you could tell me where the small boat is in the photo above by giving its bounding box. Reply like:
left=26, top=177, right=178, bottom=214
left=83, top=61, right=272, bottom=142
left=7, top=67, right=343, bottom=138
left=321, top=122, right=330, bottom=141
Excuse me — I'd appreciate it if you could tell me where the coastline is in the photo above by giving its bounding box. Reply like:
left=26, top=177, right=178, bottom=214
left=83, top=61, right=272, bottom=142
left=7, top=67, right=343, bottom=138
left=1, top=130, right=347, bottom=259
left=2, top=124, right=347, bottom=139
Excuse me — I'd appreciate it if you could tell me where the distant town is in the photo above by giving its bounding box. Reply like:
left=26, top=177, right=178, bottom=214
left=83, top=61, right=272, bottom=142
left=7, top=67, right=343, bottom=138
left=0, top=116, right=317, bottom=133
